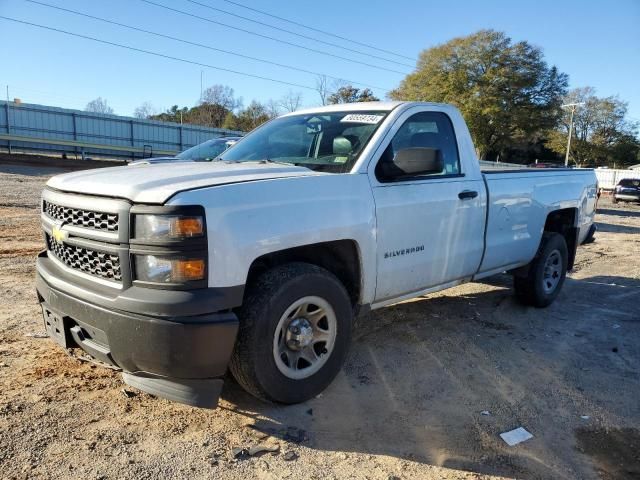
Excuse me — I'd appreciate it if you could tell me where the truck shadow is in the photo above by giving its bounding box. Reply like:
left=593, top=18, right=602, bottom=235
left=595, top=221, right=640, bottom=234
left=597, top=207, right=640, bottom=218
left=0, top=157, right=123, bottom=177
left=220, top=273, right=640, bottom=479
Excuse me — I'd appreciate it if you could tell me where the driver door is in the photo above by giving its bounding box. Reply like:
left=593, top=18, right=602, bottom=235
left=371, top=109, right=485, bottom=303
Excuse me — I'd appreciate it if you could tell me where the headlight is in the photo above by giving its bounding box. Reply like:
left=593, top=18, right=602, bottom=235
left=134, top=255, right=205, bottom=283
left=134, top=214, right=204, bottom=241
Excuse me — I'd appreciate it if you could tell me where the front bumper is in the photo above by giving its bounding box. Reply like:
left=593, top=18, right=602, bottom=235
left=614, top=193, right=640, bottom=201
left=35, top=253, right=239, bottom=408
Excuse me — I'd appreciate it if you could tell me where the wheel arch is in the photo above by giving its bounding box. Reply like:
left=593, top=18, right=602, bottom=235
left=543, top=207, right=579, bottom=270
left=245, top=240, right=363, bottom=308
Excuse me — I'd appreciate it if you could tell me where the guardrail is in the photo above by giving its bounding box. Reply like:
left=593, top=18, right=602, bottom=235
left=0, top=133, right=178, bottom=158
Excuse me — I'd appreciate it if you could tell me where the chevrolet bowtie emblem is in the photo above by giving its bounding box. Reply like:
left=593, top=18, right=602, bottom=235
left=51, top=224, right=69, bottom=244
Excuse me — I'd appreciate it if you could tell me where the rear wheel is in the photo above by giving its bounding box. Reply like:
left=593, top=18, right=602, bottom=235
left=514, top=233, right=568, bottom=308
left=229, top=263, right=352, bottom=403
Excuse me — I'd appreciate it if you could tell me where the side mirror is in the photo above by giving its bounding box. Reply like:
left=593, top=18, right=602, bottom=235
left=379, top=147, right=443, bottom=180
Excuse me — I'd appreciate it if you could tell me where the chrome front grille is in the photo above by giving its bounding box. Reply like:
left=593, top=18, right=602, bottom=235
left=46, top=234, right=122, bottom=282
left=43, top=200, right=119, bottom=232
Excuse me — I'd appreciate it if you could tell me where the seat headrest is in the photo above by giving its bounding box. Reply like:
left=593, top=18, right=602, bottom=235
left=333, top=136, right=352, bottom=155
left=410, top=132, right=441, bottom=148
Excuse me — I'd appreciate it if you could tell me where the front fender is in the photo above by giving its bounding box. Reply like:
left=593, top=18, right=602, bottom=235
left=168, top=174, right=377, bottom=305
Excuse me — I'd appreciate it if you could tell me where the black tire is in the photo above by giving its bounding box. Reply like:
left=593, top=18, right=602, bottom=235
left=229, top=262, right=352, bottom=404
left=514, top=232, right=568, bottom=308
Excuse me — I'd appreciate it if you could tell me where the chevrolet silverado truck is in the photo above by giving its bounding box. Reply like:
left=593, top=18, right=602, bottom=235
left=36, top=102, right=598, bottom=408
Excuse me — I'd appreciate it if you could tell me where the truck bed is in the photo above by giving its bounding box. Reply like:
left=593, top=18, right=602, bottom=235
left=481, top=167, right=574, bottom=173
left=476, top=167, right=597, bottom=278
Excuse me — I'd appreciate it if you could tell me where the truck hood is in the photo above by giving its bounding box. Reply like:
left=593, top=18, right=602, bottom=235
left=47, top=161, right=321, bottom=203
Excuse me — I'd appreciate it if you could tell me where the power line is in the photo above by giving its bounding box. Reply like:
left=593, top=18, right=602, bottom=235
left=0, top=16, right=320, bottom=91
left=139, top=0, right=410, bottom=76
left=24, top=0, right=390, bottom=91
left=182, top=0, right=414, bottom=68
left=216, top=0, right=416, bottom=62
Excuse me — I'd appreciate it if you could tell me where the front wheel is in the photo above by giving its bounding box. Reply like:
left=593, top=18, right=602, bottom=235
left=514, top=232, right=568, bottom=308
left=229, top=263, right=352, bottom=404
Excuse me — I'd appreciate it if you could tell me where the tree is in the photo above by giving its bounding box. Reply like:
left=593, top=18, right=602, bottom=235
left=265, top=99, right=282, bottom=119
left=85, top=97, right=114, bottom=115
left=389, top=30, right=568, bottom=160
left=328, top=85, right=379, bottom=104
left=222, top=111, right=240, bottom=131
left=133, top=102, right=157, bottom=119
left=315, top=75, right=330, bottom=106
left=201, top=84, right=242, bottom=110
left=189, top=103, right=230, bottom=128
left=196, top=84, right=243, bottom=127
left=546, top=87, right=639, bottom=167
left=150, top=85, right=243, bottom=127
left=278, top=90, right=303, bottom=112
left=225, top=100, right=270, bottom=132
left=150, top=105, right=189, bottom=123
left=609, top=133, right=640, bottom=168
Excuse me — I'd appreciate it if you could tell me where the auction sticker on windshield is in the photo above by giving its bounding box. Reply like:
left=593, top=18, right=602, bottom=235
left=341, top=114, right=384, bottom=124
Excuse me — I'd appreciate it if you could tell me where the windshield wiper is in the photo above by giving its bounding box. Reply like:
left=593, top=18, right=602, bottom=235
left=259, top=158, right=296, bottom=166
left=227, top=158, right=296, bottom=166
left=214, top=158, right=301, bottom=167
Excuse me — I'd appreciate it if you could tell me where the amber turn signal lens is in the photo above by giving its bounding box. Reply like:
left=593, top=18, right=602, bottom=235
left=171, top=217, right=204, bottom=238
left=135, top=214, right=205, bottom=240
left=174, top=259, right=205, bottom=281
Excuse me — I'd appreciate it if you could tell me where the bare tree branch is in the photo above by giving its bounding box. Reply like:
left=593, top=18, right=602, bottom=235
left=278, top=90, right=303, bottom=112
left=85, top=97, right=114, bottom=115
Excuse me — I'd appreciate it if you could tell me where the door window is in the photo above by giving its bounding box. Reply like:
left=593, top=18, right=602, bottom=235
left=376, top=111, right=460, bottom=181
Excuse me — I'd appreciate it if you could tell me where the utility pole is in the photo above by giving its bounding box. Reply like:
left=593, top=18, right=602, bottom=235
left=200, top=71, right=203, bottom=103
left=6, top=85, right=11, bottom=154
left=561, top=102, right=585, bottom=167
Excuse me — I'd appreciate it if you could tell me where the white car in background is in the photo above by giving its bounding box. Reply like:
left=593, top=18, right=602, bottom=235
left=130, top=136, right=242, bottom=165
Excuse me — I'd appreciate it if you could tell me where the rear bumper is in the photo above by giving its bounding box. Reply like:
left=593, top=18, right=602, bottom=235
left=35, top=254, right=239, bottom=408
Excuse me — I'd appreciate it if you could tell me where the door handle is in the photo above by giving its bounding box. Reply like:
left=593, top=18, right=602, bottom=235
left=458, top=190, right=478, bottom=200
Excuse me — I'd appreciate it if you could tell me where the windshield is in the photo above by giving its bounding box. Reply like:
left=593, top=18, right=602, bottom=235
left=177, top=139, right=235, bottom=161
left=619, top=179, right=640, bottom=187
left=220, top=111, right=388, bottom=173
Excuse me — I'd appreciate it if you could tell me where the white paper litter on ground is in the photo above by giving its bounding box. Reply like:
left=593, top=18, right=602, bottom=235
left=500, top=427, right=533, bottom=446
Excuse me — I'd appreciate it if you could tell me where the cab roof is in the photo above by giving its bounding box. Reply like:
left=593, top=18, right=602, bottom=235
left=284, top=101, right=453, bottom=117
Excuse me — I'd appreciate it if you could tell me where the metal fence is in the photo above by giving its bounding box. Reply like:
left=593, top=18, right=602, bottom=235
left=594, top=168, right=640, bottom=190
left=0, top=101, right=242, bottom=160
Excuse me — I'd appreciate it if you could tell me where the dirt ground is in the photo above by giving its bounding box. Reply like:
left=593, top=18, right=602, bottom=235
left=0, top=159, right=639, bottom=480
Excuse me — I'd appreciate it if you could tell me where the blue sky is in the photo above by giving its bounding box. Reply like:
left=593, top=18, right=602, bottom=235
left=1, top=0, right=639, bottom=122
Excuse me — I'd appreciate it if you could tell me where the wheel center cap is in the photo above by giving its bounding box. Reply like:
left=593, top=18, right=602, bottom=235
left=286, top=318, right=314, bottom=350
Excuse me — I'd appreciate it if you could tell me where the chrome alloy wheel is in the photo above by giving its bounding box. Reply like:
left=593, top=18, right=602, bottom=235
left=542, top=249, right=562, bottom=294
left=273, top=296, right=337, bottom=380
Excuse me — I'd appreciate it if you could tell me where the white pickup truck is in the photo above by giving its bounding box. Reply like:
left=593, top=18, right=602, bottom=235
left=36, top=102, right=598, bottom=408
